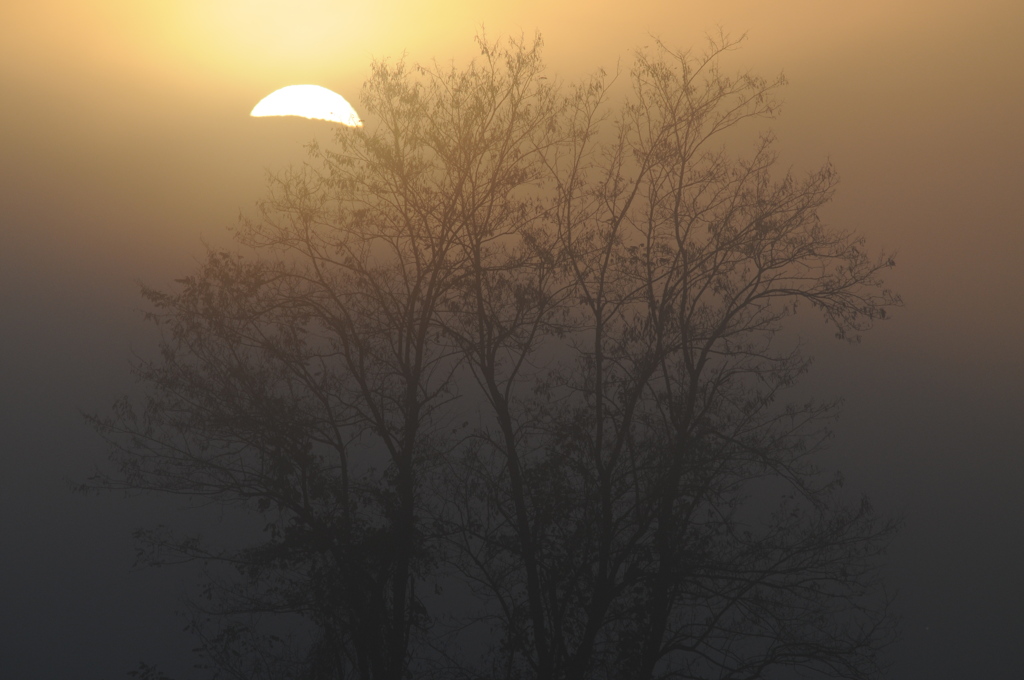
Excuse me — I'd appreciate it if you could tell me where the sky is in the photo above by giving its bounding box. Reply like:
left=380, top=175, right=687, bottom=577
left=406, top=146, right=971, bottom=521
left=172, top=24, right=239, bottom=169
left=1, top=1, right=1022, bottom=677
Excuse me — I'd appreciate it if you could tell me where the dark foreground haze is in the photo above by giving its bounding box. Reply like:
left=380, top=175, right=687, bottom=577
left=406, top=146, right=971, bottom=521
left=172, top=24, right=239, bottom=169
left=2, top=2, right=1022, bottom=678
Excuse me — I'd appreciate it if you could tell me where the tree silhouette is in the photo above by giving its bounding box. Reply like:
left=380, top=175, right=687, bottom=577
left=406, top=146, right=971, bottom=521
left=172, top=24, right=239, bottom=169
left=91, top=34, right=901, bottom=680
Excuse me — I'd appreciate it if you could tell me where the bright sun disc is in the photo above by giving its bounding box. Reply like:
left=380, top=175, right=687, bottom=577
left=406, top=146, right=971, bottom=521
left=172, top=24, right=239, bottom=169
left=251, top=85, right=362, bottom=126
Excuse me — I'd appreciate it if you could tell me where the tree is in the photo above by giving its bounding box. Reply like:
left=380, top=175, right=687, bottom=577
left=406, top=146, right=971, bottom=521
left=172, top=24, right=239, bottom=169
left=91, top=33, right=901, bottom=680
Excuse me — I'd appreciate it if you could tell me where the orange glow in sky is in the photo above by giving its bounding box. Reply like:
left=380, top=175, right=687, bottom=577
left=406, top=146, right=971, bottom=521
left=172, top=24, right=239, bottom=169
left=5, top=1, right=1014, bottom=89
left=2, top=0, right=1023, bottom=347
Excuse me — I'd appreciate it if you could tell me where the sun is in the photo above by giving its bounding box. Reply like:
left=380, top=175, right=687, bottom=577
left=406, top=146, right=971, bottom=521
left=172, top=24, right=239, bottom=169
left=251, top=85, right=362, bottom=126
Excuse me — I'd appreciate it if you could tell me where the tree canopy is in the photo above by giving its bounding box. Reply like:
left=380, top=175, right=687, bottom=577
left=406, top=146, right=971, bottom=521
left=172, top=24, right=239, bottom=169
left=93, top=33, right=901, bottom=680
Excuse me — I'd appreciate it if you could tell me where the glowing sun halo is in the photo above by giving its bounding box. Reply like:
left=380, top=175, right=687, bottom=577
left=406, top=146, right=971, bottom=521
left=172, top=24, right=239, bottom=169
left=251, top=85, right=362, bottom=126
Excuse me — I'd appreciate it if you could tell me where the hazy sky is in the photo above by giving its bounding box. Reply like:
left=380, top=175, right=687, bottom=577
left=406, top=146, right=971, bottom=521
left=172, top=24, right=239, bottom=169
left=2, top=2, right=1022, bottom=678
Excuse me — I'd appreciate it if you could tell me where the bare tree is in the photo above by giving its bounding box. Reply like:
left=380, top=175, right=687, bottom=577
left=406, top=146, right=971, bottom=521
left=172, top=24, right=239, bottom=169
left=91, top=33, right=900, bottom=680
